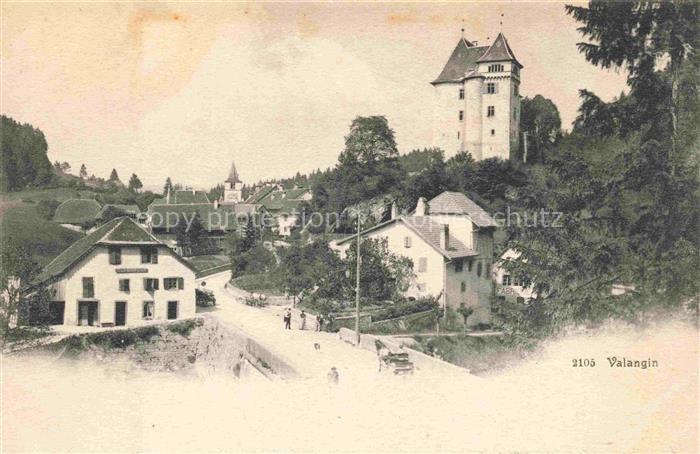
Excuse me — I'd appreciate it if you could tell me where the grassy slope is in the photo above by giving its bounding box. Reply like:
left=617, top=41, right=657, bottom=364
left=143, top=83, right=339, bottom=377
left=1, top=189, right=86, bottom=267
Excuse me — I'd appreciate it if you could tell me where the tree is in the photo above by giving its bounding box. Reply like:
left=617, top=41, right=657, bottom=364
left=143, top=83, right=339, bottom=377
left=163, top=177, right=173, bottom=196
left=128, top=173, right=143, bottom=192
left=276, top=241, right=347, bottom=302
left=0, top=240, right=52, bottom=336
left=520, top=95, right=562, bottom=163
left=109, top=168, right=120, bottom=182
left=0, top=116, right=53, bottom=191
left=344, top=238, right=414, bottom=302
left=565, top=1, right=699, bottom=171
left=79, top=164, right=87, bottom=180
left=457, top=305, right=474, bottom=331
left=174, top=213, right=205, bottom=256
left=394, top=150, right=449, bottom=211
left=35, top=199, right=60, bottom=220
left=53, top=161, right=71, bottom=174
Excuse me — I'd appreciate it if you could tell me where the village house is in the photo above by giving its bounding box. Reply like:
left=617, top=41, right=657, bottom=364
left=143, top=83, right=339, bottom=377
left=147, top=162, right=262, bottom=252
left=333, top=191, right=498, bottom=325
left=35, top=217, right=197, bottom=327
left=246, top=183, right=312, bottom=237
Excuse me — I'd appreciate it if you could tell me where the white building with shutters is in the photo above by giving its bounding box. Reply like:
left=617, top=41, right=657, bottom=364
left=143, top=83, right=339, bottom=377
left=332, top=191, right=498, bottom=326
left=35, top=217, right=197, bottom=327
left=432, top=32, right=522, bottom=161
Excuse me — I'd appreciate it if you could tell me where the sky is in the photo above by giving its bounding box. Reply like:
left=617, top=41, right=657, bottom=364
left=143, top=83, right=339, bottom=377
left=1, top=2, right=629, bottom=190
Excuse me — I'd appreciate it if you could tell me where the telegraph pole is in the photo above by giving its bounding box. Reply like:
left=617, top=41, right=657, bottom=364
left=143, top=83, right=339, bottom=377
left=355, top=214, right=361, bottom=346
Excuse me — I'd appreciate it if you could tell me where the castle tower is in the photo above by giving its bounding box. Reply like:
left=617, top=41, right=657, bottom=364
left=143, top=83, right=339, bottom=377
left=222, top=161, right=243, bottom=204
left=431, top=32, right=522, bottom=161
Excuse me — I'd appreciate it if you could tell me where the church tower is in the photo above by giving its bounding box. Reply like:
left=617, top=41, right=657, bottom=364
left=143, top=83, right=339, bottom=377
left=222, top=161, right=243, bottom=204
left=431, top=32, right=522, bottom=161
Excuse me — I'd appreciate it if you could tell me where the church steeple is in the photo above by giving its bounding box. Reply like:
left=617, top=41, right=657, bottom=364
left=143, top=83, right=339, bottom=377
left=221, top=160, right=243, bottom=205
left=226, top=161, right=242, bottom=185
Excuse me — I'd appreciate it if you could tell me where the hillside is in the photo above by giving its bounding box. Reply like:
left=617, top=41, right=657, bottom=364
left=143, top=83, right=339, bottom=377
left=0, top=188, right=90, bottom=267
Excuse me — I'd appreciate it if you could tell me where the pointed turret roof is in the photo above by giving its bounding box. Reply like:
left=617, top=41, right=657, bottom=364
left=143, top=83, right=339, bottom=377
left=432, top=38, right=489, bottom=85
left=226, top=161, right=242, bottom=184
left=477, top=32, right=522, bottom=68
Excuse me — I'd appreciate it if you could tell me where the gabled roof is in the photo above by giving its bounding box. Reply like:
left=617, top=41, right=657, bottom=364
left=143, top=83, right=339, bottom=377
left=246, top=186, right=277, bottom=204
left=335, top=216, right=477, bottom=260
left=147, top=203, right=262, bottom=231
left=36, top=217, right=192, bottom=284
left=476, top=33, right=522, bottom=68
left=52, top=199, right=102, bottom=224
left=427, top=191, right=498, bottom=228
left=151, top=190, right=210, bottom=205
left=432, top=38, right=489, bottom=84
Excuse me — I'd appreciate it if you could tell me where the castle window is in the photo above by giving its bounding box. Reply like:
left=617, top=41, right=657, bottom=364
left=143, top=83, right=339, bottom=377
left=513, top=107, right=517, bottom=119
left=459, top=88, right=464, bottom=100
left=457, top=131, right=460, bottom=140
left=459, top=110, right=464, bottom=121
left=502, top=274, right=511, bottom=286
left=514, top=85, right=519, bottom=96
left=491, top=129, right=495, bottom=136
left=487, top=106, right=495, bottom=117
left=455, top=259, right=464, bottom=272
left=488, top=64, right=504, bottom=72
left=486, top=82, right=497, bottom=94
left=404, top=237, right=412, bottom=248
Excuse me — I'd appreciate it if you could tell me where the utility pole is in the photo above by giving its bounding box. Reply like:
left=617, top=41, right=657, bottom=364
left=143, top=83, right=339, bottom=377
left=355, top=214, right=361, bottom=346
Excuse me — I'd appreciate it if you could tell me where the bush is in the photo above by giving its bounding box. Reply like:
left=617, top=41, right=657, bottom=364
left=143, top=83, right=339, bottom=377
left=232, top=273, right=283, bottom=295
left=167, top=318, right=202, bottom=337
left=196, top=288, right=216, bottom=307
left=87, top=330, right=137, bottom=349
left=370, top=298, right=438, bottom=322
left=35, top=199, right=61, bottom=220
left=135, top=325, right=160, bottom=342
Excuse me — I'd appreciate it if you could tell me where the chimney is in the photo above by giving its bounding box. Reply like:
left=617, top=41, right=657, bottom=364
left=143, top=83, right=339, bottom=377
left=390, top=201, right=398, bottom=220
left=440, top=224, right=450, bottom=250
left=415, top=197, right=428, bottom=216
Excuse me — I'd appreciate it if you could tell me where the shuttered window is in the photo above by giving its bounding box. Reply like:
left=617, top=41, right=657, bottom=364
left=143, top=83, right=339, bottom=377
left=82, top=277, right=94, bottom=298
left=108, top=246, right=121, bottom=265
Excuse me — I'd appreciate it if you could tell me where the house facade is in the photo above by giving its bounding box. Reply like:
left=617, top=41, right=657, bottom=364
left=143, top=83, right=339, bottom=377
left=246, top=184, right=313, bottom=237
left=37, top=217, right=197, bottom=327
left=432, top=32, right=522, bottom=161
left=333, top=191, right=497, bottom=325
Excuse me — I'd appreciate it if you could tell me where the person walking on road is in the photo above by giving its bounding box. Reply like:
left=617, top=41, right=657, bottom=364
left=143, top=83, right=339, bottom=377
left=299, top=310, right=307, bottom=330
left=327, top=366, right=339, bottom=385
left=316, top=313, right=324, bottom=332
left=283, top=308, right=292, bottom=330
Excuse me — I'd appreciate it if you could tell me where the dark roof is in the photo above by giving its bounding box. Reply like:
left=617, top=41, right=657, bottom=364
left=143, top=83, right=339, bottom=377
left=336, top=216, right=476, bottom=259
left=152, top=190, right=210, bottom=205
left=147, top=203, right=262, bottom=231
left=226, top=162, right=242, bottom=184
left=52, top=199, right=102, bottom=224
left=96, top=204, right=139, bottom=220
left=285, top=187, right=311, bottom=200
left=427, top=191, right=497, bottom=228
left=477, top=33, right=522, bottom=67
left=246, top=186, right=277, bottom=203
left=432, top=39, right=489, bottom=84
left=36, top=217, right=191, bottom=284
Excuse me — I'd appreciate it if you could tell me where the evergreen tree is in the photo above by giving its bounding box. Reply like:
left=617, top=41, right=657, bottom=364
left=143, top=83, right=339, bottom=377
left=79, top=164, right=87, bottom=180
left=109, top=168, right=120, bottom=182
left=128, top=173, right=143, bottom=192
left=163, top=177, right=173, bottom=195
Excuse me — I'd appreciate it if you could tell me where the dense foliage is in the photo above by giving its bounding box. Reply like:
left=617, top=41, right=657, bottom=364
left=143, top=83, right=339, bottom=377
left=1, top=116, right=53, bottom=191
left=497, top=1, right=700, bottom=338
